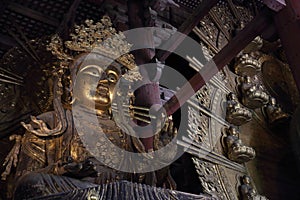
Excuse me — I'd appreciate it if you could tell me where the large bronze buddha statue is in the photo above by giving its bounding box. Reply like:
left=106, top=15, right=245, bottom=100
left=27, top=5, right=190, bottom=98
left=2, top=16, right=180, bottom=199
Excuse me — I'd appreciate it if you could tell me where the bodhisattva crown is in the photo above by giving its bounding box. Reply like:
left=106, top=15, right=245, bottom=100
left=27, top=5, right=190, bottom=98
left=47, top=16, right=137, bottom=70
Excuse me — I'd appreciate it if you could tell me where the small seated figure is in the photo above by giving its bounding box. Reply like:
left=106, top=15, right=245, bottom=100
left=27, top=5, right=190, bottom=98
left=239, top=75, right=269, bottom=109
left=226, top=92, right=252, bottom=126
left=264, top=97, right=290, bottom=126
left=240, top=175, right=268, bottom=200
left=225, top=127, right=255, bottom=163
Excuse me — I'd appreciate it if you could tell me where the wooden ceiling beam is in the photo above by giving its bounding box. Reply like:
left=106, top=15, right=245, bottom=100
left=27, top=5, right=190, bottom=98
left=7, top=2, right=59, bottom=27
left=162, top=8, right=274, bottom=116
left=155, top=0, right=219, bottom=62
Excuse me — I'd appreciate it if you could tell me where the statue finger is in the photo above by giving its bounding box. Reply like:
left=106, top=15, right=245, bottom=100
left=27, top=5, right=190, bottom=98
left=163, top=121, right=169, bottom=133
left=30, top=116, right=44, bottom=126
left=21, top=122, right=33, bottom=131
left=171, top=127, right=178, bottom=137
left=168, top=120, right=173, bottom=133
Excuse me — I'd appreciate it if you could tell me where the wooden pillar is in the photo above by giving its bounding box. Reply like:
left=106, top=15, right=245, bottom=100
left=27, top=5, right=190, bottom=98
left=127, top=0, right=158, bottom=152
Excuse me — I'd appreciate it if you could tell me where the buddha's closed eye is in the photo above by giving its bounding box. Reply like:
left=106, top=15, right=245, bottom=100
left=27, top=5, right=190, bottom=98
left=80, top=65, right=104, bottom=78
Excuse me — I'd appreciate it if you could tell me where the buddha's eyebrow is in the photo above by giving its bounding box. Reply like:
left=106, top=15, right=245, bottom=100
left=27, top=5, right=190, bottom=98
left=79, top=65, right=104, bottom=74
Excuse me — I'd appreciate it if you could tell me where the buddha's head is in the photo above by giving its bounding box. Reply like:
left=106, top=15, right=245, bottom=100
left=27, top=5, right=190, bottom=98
left=47, top=16, right=141, bottom=111
left=71, top=52, right=126, bottom=111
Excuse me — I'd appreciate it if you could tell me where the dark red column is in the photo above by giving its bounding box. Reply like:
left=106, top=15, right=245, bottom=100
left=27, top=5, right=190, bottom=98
left=127, top=0, right=158, bottom=152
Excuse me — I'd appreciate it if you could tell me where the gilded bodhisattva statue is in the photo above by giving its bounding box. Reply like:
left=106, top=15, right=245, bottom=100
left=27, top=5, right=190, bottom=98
left=2, top=16, right=178, bottom=199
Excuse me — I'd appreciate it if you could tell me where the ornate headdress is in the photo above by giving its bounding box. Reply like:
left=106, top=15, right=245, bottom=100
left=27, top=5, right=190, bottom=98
left=47, top=16, right=141, bottom=82
left=46, top=16, right=142, bottom=100
left=48, top=16, right=136, bottom=69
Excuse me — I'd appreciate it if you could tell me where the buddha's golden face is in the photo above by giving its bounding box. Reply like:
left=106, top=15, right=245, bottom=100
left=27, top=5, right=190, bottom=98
left=72, top=54, right=122, bottom=112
